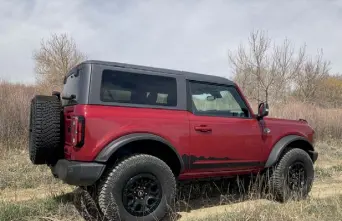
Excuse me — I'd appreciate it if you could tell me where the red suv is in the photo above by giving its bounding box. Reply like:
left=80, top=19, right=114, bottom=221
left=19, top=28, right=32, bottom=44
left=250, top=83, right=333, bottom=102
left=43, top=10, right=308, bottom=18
left=29, top=60, right=318, bottom=221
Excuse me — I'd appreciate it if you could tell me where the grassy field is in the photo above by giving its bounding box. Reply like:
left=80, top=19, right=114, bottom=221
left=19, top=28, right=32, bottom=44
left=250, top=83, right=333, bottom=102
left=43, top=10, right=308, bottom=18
left=1, top=82, right=342, bottom=220
left=1, top=141, right=342, bottom=221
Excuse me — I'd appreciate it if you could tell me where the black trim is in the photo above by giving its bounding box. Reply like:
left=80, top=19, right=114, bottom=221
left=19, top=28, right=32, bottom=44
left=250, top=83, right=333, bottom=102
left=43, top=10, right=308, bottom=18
left=309, top=150, right=318, bottom=163
left=51, top=159, right=105, bottom=186
left=182, top=154, right=264, bottom=170
left=190, top=162, right=264, bottom=169
left=186, top=80, right=192, bottom=112
left=83, top=60, right=235, bottom=86
left=95, top=133, right=185, bottom=173
left=265, top=135, right=315, bottom=168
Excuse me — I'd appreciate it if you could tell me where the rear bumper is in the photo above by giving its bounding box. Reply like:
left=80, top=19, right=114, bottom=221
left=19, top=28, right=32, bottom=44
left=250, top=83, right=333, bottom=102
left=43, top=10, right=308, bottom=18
left=51, top=160, right=105, bottom=186
left=309, top=150, right=318, bottom=163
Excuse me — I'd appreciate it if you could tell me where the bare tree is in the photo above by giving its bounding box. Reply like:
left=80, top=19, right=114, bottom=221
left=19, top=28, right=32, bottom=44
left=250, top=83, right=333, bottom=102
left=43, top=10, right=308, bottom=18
left=228, top=30, right=306, bottom=105
left=293, top=49, right=330, bottom=103
left=316, top=74, right=342, bottom=108
left=33, top=33, right=86, bottom=90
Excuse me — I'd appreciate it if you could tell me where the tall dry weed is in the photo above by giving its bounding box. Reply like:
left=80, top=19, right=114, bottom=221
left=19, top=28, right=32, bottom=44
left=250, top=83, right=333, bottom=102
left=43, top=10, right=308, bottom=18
left=270, top=101, right=342, bottom=140
left=0, top=81, right=36, bottom=149
left=0, top=80, right=341, bottom=150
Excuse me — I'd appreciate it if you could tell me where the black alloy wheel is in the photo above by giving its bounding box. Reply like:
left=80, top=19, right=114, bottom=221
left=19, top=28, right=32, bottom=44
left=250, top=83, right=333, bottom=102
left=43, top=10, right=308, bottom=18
left=268, top=148, right=314, bottom=202
left=287, top=162, right=307, bottom=192
left=122, top=173, right=162, bottom=217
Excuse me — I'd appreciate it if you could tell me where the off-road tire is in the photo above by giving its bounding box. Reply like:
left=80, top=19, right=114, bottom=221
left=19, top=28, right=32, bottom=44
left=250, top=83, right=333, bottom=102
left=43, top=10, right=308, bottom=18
left=98, top=154, right=176, bottom=221
left=269, top=148, right=314, bottom=202
left=29, top=95, right=63, bottom=165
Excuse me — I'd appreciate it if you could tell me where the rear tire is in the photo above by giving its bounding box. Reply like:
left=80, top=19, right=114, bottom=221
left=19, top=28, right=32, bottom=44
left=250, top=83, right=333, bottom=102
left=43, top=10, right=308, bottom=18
left=29, top=95, right=63, bottom=165
left=98, top=154, right=176, bottom=221
left=269, top=148, right=314, bottom=202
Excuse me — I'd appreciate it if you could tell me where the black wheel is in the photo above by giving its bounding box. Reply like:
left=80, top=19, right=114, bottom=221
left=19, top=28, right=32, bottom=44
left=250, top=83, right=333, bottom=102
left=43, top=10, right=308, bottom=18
left=98, top=154, right=176, bottom=221
left=29, top=95, right=63, bottom=165
left=269, top=148, right=314, bottom=202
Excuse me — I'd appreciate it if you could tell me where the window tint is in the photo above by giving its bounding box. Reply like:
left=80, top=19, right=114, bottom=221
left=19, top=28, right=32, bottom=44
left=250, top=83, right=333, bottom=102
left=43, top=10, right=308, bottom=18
left=189, top=81, right=249, bottom=117
left=100, top=70, right=177, bottom=107
left=61, top=71, right=80, bottom=106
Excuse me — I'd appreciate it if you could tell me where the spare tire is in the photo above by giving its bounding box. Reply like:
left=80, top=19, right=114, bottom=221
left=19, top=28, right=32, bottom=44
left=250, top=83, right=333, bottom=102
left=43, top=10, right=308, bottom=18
left=29, top=95, right=63, bottom=165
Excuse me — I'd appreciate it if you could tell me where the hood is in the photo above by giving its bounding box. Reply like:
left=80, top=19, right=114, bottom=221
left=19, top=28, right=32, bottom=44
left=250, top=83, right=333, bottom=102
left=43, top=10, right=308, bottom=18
left=265, top=117, right=309, bottom=125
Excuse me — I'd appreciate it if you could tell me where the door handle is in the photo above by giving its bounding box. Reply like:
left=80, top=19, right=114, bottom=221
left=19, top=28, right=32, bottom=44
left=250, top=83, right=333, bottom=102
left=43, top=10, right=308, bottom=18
left=194, top=126, right=212, bottom=132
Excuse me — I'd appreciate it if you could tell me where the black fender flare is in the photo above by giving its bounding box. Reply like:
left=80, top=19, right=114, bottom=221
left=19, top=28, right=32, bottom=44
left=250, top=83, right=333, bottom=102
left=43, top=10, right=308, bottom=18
left=95, top=133, right=185, bottom=173
left=264, top=135, right=315, bottom=168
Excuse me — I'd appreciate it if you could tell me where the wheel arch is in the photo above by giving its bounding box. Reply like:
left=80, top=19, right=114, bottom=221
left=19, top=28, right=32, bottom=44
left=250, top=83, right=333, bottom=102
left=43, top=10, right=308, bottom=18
left=95, top=133, right=185, bottom=177
left=265, top=135, right=315, bottom=168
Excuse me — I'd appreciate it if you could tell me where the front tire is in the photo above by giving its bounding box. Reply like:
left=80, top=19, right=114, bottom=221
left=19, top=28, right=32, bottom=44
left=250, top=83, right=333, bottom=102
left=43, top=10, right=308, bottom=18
left=269, top=148, right=314, bottom=202
left=98, top=154, right=176, bottom=221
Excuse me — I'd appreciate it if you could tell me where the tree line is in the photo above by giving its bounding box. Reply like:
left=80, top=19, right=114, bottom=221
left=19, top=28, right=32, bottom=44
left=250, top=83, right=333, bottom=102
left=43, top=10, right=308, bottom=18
left=228, top=30, right=342, bottom=108
left=33, top=31, right=342, bottom=108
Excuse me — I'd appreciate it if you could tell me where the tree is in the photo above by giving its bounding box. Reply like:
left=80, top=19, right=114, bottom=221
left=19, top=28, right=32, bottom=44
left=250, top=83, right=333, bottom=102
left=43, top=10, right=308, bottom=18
left=33, top=33, right=86, bottom=91
left=228, top=30, right=306, bottom=105
left=292, top=49, right=330, bottom=103
left=226, top=30, right=338, bottom=110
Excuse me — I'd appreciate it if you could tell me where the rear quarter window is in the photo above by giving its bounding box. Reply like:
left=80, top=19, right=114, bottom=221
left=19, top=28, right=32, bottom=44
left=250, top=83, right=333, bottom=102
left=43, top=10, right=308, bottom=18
left=100, top=70, right=177, bottom=107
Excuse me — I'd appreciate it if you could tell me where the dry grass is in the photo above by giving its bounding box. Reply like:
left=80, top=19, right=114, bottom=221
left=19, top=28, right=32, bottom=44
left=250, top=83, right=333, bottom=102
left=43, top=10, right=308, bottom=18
left=1, top=80, right=342, bottom=149
left=0, top=148, right=66, bottom=190
left=0, top=81, right=36, bottom=149
left=1, top=80, right=342, bottom=220
left=186, top=195, right=342, bottom=221
left=0, top=140, right=341, bottom=220
left=0, top=196, right=82, bottom=221
left=270, top=101, right=342, bottom=141
left=2, top=190, right=342, bottom=221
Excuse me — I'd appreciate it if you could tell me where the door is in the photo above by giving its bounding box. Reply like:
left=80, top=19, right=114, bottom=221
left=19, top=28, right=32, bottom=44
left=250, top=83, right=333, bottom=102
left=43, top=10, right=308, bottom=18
left=187, top=81, right=265, bottom=173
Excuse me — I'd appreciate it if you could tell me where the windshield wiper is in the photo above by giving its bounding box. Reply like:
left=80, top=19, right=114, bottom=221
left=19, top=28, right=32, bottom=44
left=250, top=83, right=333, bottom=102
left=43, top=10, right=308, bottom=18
left=61, top=94, right=76, bottom=100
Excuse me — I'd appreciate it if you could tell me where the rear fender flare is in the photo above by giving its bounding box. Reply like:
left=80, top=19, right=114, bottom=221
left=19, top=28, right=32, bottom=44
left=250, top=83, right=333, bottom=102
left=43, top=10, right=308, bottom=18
left=264, top=135, right=314, bottom=168
left=95, top=133, right=185, bottom=172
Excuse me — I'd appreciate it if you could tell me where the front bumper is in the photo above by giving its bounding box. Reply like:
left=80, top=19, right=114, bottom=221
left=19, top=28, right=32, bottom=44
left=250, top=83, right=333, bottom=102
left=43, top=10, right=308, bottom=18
left=309, top=150, right=318, bottom=163
left=51, top=160, right=105, bottom=186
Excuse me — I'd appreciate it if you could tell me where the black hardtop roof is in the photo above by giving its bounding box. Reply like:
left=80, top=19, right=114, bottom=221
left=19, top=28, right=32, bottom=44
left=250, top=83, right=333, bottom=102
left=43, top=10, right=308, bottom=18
left=81, top=60, right=235, bottom=86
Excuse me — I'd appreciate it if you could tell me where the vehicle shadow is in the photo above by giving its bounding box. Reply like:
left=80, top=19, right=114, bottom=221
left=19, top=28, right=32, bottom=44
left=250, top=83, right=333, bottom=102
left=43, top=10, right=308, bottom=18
left=170, top=176, right=271, bottom=220
left=55, top=175, right=271, bottom=221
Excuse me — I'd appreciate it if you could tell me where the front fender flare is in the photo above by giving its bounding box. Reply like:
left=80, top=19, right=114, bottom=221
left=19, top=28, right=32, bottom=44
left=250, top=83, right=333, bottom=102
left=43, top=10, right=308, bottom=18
left=95, top=133, right=185, bottom=172
left=264, top=135, right=314, bottom=168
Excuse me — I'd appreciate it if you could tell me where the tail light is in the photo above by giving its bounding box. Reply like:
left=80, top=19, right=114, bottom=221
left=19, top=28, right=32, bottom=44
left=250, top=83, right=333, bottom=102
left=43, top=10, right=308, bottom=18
left=71, top=116, right=85, bottom=147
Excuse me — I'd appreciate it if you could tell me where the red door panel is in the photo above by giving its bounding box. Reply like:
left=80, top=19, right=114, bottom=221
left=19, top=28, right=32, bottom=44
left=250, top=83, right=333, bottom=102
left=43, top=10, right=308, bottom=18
left=188, top=114, right=265, bottom=173
left=185, top=81, right=266, bottom=176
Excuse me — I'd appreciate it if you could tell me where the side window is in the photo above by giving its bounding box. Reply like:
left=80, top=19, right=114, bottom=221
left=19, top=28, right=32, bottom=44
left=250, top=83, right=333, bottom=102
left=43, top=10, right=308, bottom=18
left=189, top=81, right=250, bottom=118
left=100, top=70, right=177, bottom=107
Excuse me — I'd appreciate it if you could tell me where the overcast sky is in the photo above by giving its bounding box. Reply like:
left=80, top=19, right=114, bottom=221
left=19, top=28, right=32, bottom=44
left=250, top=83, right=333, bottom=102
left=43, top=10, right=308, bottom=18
left=1, top=0, right=341, bottom=84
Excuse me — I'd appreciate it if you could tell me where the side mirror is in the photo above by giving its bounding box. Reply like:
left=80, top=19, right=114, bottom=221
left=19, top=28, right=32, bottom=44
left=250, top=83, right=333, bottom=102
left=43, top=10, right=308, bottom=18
left=257, top=102, right=269, bottom=120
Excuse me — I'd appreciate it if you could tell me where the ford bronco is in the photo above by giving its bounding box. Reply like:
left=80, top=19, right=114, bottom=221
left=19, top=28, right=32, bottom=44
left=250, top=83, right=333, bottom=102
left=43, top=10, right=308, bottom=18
left=29, top=60, right=318, bottom=221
